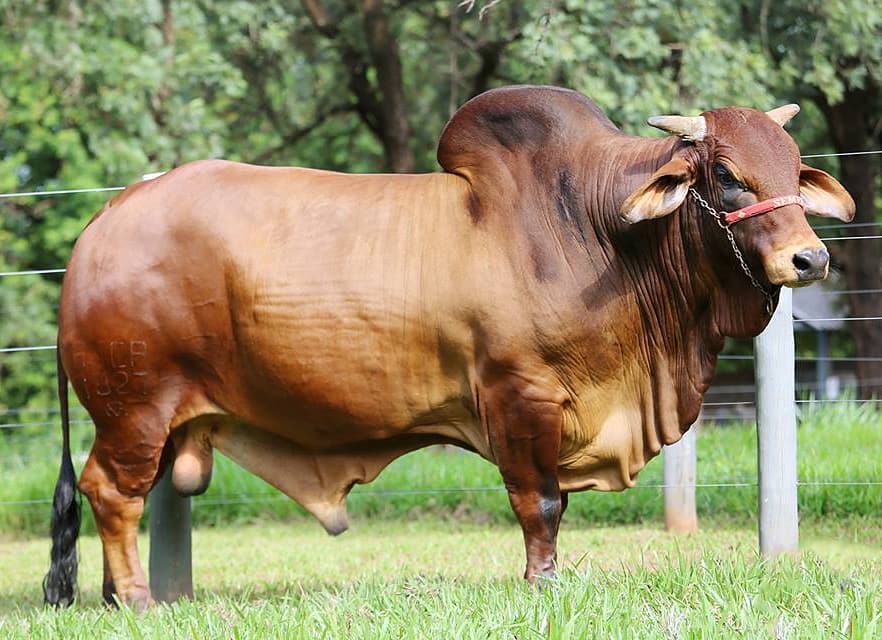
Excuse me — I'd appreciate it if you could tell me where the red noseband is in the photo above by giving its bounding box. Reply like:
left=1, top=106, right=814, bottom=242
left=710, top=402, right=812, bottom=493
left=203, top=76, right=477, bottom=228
left=724, top=195, right=805, bottom=226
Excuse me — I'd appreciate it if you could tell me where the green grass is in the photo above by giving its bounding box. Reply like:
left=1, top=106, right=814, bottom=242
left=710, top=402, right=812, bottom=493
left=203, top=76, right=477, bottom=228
left=1, top=520, right=881, bottom=638
left=0, top=401, right=880, bottom=536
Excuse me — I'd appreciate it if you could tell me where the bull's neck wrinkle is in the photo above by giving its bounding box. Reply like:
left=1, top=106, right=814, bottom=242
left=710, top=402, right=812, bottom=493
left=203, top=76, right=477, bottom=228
left=593, top=135, right=719, bottom=414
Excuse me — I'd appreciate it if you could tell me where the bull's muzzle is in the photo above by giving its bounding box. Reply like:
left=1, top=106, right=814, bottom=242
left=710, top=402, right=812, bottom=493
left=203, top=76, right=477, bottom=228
left=791, top=247, right=830, bottom=283
left=763, top=243, right=829, bottom=287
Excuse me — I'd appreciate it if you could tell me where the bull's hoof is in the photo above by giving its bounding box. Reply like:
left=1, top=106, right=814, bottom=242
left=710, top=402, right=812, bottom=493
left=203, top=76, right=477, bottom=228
left=131, top=595, right=156, bottom=614
left=524, top=565, right=556, bottom=587
left=116, top=587, right=155, bottom=613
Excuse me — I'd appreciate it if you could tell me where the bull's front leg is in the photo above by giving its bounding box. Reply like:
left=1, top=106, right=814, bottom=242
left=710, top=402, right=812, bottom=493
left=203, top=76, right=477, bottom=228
left=483, top=379, right=564, bottom=582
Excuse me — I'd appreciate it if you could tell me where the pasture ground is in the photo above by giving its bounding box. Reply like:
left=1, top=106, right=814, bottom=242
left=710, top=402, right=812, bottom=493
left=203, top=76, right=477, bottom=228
left=1, top=402, right=880, bottom=636
left=2, top=518, right=881, bottom=639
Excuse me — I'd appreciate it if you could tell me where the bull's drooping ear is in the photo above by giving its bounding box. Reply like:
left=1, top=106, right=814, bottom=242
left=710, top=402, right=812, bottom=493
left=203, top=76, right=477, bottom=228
left=620, top=156, right=696, bottom=224
left=800, top=163, right=856, bottom=222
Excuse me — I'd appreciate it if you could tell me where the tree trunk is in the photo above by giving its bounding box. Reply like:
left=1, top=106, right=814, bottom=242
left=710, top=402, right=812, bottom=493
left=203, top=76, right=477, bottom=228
left=361, top=0, right=415, bottom=172
left=300, top=0, right=415, bottom=172
left=818, top=88, right=882, bottom=399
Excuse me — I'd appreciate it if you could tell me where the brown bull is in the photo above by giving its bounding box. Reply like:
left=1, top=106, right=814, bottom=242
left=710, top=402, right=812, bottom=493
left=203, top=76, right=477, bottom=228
left=43, top=86, right=854, bottom=609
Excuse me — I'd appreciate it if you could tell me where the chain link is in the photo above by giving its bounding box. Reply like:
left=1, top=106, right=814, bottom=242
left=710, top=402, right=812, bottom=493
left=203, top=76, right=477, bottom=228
left=688, top=188, right=775, bottom=315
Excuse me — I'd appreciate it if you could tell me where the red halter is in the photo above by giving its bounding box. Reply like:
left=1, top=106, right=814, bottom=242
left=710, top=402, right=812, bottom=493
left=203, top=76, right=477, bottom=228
left=723, top=195, right=805, bottom=226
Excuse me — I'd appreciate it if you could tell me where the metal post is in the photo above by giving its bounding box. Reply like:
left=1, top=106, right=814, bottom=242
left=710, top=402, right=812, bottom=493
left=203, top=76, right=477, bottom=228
left=663, top=425, right=698, bottom=533
left=754, top=286, right=798, bottom=556
left=148, top=468, right=193, bottom=602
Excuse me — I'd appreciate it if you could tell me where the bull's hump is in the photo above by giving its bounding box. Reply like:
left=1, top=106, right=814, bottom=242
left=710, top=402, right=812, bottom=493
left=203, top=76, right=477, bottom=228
left=437, top=85, right=618, bottom=178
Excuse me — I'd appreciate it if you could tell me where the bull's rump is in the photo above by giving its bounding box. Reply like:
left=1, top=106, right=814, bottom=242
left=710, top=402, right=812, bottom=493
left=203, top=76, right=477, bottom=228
left=60, top=160, right=484, bottom=449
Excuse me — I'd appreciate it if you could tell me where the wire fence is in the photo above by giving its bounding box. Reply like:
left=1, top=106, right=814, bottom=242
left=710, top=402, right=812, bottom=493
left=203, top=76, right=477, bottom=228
left=1, top=153, right=880, bottom=511
left=3, top=315, right=880, bottom=354
left=3, top=480, right=882, bottom=511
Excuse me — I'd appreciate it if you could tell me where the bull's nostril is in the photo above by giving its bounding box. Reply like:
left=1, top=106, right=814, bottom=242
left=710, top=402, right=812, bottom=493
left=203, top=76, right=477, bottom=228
left=792, top=248, right=830, bottom=279
left=792, top=254, right=812, bottom=272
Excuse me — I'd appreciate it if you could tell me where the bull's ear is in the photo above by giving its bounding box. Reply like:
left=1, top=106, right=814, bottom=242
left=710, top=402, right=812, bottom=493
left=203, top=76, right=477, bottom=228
left=620, top=156, right=696, bottom=224
left=800, top=163, right=855, bottom=222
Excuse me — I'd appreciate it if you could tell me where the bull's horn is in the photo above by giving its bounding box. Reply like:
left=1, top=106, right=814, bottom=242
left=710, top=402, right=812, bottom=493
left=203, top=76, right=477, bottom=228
left=766, top=103, right=800, bottom=127
left=646, top=115, right=707, bottom=141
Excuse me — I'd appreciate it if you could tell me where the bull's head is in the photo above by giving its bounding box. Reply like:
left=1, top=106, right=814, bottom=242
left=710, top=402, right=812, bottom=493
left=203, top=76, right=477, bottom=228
left=620, top=104, right=855, bottom=288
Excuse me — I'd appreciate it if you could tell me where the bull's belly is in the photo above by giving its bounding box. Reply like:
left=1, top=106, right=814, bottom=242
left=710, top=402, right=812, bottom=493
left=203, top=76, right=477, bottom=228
left=228, top=383, right=486, bottom=455
left=216, top=329, right=485, bottom=454
left=217, top=270, right=486, bottom=451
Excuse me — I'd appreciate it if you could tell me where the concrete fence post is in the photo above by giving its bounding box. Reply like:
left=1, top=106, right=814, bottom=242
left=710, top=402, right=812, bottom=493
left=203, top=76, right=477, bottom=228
left=663, top=425, right=698, bottom=533
left=754, top=286, right=799, bottom=556
left=148, top=468, right=193, bottom=602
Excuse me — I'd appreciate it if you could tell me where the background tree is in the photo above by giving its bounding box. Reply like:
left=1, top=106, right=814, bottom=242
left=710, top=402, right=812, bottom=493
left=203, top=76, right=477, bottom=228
left=742, top=0, right=882, bottom=398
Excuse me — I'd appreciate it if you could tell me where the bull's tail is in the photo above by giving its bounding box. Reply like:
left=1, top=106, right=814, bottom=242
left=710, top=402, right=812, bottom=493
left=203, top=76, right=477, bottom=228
left=42, top=345, right=81, bottom=607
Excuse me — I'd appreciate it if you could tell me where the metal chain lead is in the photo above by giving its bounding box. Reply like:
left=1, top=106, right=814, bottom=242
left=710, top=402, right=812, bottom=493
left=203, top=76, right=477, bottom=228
left=688, top=188, right=775, bottom=315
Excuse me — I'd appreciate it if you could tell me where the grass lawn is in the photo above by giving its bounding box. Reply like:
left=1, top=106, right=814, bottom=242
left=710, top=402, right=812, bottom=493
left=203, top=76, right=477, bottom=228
left=1, top=518, right=881, bottom=638
left=1, top=401, right=880, bottom=637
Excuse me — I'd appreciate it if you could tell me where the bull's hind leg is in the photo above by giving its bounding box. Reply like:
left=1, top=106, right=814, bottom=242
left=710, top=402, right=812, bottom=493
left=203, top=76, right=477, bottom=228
left=78, top=403, right=176, bottom=611
left=79, top=453, right=153, bottom=609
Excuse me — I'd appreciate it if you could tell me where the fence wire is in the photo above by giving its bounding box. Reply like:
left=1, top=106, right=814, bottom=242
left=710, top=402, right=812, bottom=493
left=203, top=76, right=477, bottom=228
left=1, top=153, right=881, bottom=517
left=819, top=235, right=882, bottom=241
left=3, top=480, right=882, bottom=510
left=4, top=311, right=879, bottom=355
left=0, top=186, right=124, bottom=199
left=1, top=149, right=877, bottom=201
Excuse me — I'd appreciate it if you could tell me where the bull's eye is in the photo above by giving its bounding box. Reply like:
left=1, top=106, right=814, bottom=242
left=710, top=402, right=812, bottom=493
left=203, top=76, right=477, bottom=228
left=713, top=163, right=741, bottom=190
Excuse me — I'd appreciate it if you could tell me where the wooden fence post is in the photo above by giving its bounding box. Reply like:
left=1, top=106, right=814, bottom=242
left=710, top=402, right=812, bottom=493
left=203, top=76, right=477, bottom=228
left=148, top=468, right=193, bottom=602
left=663, top=425, right=698, bottom=533
left=754, top=286, right=799, bottom=556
